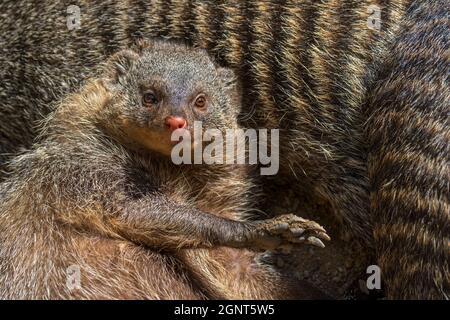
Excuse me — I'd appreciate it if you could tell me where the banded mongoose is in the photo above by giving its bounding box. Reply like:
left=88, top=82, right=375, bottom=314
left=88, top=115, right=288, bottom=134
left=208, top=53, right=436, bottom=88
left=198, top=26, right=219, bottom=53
left=0, top=0, right=448, bottom=299
left=0, top=40, right=330, bottom=299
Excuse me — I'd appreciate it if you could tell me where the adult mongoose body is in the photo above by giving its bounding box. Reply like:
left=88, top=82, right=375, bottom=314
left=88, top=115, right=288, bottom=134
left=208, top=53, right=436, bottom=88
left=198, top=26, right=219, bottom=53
left=0, top=0, right=448, bottom=299
left=0, top=40, right=329, bottom=299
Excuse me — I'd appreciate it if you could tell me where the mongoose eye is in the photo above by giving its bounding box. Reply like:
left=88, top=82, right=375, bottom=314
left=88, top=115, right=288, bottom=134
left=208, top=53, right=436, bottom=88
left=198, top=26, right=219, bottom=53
left=143, top=92, right=158, bottom=107
left=194, top=94, right=207, bottom=110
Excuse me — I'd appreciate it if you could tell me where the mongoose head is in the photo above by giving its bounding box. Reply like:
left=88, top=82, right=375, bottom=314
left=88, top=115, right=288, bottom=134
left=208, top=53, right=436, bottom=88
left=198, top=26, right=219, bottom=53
left=98, top=39, right=241, bottom=156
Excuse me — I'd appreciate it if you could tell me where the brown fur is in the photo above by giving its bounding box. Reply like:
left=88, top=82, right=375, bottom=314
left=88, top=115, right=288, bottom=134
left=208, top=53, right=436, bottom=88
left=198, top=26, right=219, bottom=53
left=0, top=0, right=448, bottom=299
left=0, top=41, right=328, bottom=299
left=365, top=1, right=450, bottom=299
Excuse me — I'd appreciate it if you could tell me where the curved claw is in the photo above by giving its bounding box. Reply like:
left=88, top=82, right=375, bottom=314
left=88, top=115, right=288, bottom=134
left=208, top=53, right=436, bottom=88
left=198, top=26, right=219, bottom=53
left=291, top=227, right=305, bottom=236
left=318, top=232, right=331, bottom=241
left=274, top=222, right=289, bottom=233
left=306, top=236, right=325, bottom=248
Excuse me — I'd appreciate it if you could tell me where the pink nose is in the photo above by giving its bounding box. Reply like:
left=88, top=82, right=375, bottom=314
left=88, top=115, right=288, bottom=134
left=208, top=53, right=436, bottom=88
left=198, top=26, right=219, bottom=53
left=165, top=116, right=187, bottom=132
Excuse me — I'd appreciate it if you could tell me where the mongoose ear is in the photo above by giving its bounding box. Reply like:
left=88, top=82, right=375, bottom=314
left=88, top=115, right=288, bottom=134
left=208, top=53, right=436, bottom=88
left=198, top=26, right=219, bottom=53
left=103, top=49, right=140, bottom=86
left=216, top=67, right=237, bottom=89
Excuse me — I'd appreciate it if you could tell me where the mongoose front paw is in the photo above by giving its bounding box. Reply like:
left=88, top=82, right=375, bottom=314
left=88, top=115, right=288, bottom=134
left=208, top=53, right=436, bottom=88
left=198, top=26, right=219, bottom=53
left=248, top=214, right=330, bottom=251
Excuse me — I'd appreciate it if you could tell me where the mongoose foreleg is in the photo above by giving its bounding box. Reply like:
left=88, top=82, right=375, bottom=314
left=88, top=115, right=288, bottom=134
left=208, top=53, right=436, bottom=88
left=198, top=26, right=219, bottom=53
left=110, top=195, right=329, bottom=252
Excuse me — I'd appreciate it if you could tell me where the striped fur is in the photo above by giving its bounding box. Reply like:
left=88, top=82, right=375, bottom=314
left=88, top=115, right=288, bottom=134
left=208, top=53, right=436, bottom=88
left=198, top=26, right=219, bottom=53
left=0, top=0, right=448, bottom=299
left=365, top=0, right=449, bottom=299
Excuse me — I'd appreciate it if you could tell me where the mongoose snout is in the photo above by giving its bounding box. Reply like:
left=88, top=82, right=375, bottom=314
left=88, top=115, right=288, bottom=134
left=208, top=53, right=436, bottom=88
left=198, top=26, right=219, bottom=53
left=165, top=116, right=187, bottom=132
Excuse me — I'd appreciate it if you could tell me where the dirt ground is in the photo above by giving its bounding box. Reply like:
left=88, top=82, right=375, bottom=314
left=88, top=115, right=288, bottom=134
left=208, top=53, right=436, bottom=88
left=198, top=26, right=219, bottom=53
left=260, top=178, right=378, bottom=300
